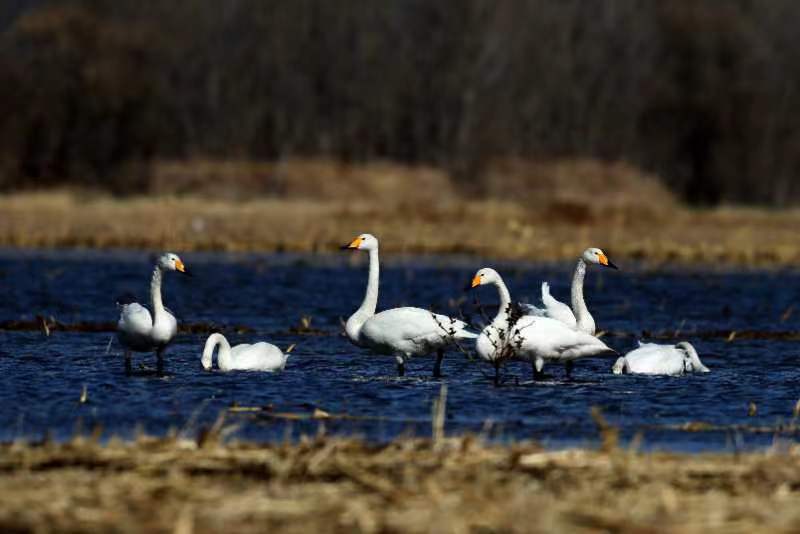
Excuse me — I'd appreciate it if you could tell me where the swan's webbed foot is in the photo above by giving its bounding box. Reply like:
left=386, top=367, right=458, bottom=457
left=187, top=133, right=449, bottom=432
left=433, top=349, right=444, bottom=378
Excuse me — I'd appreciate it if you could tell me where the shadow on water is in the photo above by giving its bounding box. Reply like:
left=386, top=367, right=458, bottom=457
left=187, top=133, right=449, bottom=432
left=1, top=249, right=800, bottom=452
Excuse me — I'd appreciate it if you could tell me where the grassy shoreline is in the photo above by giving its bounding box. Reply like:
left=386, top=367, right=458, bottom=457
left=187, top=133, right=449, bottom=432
left=3, top=190, right=800, bottom=266
left=1, top=433, right=799, bottom=533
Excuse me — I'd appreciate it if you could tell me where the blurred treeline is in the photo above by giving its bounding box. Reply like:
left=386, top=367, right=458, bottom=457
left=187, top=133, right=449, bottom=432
left=1, top=0, right=799, bottom=205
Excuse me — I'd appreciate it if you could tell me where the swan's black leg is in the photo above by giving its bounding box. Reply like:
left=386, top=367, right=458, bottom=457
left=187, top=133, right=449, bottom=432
left=493, top=361, right=501, bottom=386
left=124, top=350, right=132, bottom=375
left=565, top=361, right=574, bottom=379
left=433, top=349, right=444, bottom=378
left=156, top=347, right=165, bottom=376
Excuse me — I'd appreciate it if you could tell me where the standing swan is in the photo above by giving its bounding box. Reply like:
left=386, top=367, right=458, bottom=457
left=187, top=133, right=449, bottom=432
left=201, top=333, right=290, bottom=372
left=117, top=252, right=189, bottom=374
left=341, top=233, right=477, bottom=377
left=469, top=267, right=616, bottom=383
left=613, top=342, right=709, bottom=376
left=523, top=247, right=618, bottom=335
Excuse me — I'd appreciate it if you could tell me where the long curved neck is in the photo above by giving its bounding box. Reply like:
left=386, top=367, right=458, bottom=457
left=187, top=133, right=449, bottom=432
left=202, top=333, right=232, bottom=370
left=491, top=277, right=513, bottom=324
left=150, top=266, right=166, bottom=321
left=571, top=258, right=595, bottom=334
left=346, top=248, right=379, bottom=340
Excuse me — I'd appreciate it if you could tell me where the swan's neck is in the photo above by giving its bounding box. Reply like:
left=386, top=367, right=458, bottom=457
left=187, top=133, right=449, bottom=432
left=571, top=259, right=595, bottom=334
left=491, top=278, right=513, bottom=325
left=202, top=333, right=232, bottom=370
left=150, top=266, right=166, bottom=321
left=346, top=248, right=379, bottom=341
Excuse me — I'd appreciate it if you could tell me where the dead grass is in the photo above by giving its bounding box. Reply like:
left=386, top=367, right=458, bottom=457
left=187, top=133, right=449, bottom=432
left=1, top=433, right=800, bottom=533
left=3, top=158, right=800, bottom=265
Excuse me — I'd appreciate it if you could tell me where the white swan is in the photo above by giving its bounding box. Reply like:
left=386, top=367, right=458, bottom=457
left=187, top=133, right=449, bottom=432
left=470, top=267, right=616, bottom=382
left=613, top=342, right=709, bottom=376
left=117, top=252, right=189, bottom=374
left=523, top=247, right=618, bottom=335
left=342, top=233, right=478, bottom=377
left=201, top=333, right=290, bottom=372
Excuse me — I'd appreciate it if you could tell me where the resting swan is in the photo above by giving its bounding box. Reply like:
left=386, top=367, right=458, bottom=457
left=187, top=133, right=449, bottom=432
left=469, top=267, right=616, bottom=383
left=523, top=247, right=618, bottom=335
left=117, top=252, right=189, bottom=374
left=342, top=233, right=477, bottom=377
left=201, top=333, right=290, bottom=372
left=613, top=342, right=709, bottom=376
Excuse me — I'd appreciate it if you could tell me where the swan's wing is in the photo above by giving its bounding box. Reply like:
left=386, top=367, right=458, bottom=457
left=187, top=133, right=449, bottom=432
left=519, top=303, right=547, bottom=316
left=537, top=282, right=577, bottom=328
left=623, top=345, right=685, bottom=375
left=361, top=307, right=467, bottom=354
left=513, top=316, right=612, bottom=361
left=231, top=343, right=287, bottom=371
left=117, top=303, right=152, bottom=337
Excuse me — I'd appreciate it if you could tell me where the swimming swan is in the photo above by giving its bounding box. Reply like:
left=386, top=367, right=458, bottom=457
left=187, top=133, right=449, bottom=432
left=469, top=267, right=616, bottom=382
left=613, top=342, right=709, bottom=376
left=342, top=233, right=477, bottom=377
left=201, top=333, right=290, bottom=372
left=117, top=252, right=189, bottom=374
left=522, top=247, right=618, bottom=335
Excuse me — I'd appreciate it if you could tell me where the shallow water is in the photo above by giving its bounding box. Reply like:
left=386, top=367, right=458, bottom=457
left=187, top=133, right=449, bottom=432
left=1, top=248, right=799, bottom=452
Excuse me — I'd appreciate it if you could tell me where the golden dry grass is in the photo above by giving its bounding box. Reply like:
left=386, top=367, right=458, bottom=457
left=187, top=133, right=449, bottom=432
left=2, top=433, right=800, bottom=533
left=3, top=158, right=800, bottom=265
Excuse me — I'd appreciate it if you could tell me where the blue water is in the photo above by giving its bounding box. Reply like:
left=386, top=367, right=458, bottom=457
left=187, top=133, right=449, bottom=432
left=1, top=248, right=799, bottom=452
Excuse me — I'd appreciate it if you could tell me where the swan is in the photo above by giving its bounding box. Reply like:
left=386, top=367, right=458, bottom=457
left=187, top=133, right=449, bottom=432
left=523, top=247, right=618, bottom=335
left=341, top=233, right=477, bottom=377
left=116, top=252, right=189, bottom=374
left=613, top=341, right=709, bottom=376
left=469, top=267, right=616, bottom=383
left=201, top=333, right=290, bottom=372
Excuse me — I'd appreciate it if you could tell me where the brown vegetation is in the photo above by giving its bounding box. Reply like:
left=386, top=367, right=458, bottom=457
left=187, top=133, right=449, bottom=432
left=2, top=159, right=800, bottom=266
left=1, top=433, right=800, bottom=533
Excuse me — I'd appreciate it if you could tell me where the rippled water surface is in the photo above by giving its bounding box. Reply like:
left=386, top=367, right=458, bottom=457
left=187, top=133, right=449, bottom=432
left=1, top=248, right=799, bottom=452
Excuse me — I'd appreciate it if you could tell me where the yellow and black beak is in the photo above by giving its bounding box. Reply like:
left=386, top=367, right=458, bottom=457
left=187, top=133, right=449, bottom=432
left=598, top=253, right=618, bottom=270
left=340, top=236, right=363, bottom=250
left=465, top=274, right=482, bottom=290
left=175, top=259, right=191, bottom=276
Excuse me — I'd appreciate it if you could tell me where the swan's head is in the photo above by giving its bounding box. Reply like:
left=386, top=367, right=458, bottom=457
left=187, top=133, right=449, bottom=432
left=158, top=252, right=189, bottom=275
left=583, top=248, right=618, bottom=270
left=468, top=267, right=501, bottom=289
left=677, top=341, right=710, bottom=373
left=341, top=233, right=378, bottom=251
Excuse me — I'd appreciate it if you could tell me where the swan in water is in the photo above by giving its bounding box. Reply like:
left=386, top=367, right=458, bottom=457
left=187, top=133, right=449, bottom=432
left=613, top=342, right=709, bottom=376
left=201, top=333, right=290, bottom=372
left=117, top=252, right=190, bottom=374
left=469, top=267, right=616, bottom=383
left=523, top=247, right=618, bottom=335
left=522, top=247, right=617, bottom=377
left=342, top=233, right=477, bottom=377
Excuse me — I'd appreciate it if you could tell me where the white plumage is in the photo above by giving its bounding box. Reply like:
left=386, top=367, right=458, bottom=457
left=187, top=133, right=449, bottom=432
left=470, top=267, right=616, bottom=382
left=342, top=233, right=477, bottom=376
left=116, top=252, right=189, bottom=373
left=613, top=342, right=709, bottom=376
left=201, top=333, right=289, bottom=372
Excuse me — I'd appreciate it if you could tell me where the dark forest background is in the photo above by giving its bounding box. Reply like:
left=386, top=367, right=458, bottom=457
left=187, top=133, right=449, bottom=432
left=1, top=0, right=799, bottom=205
